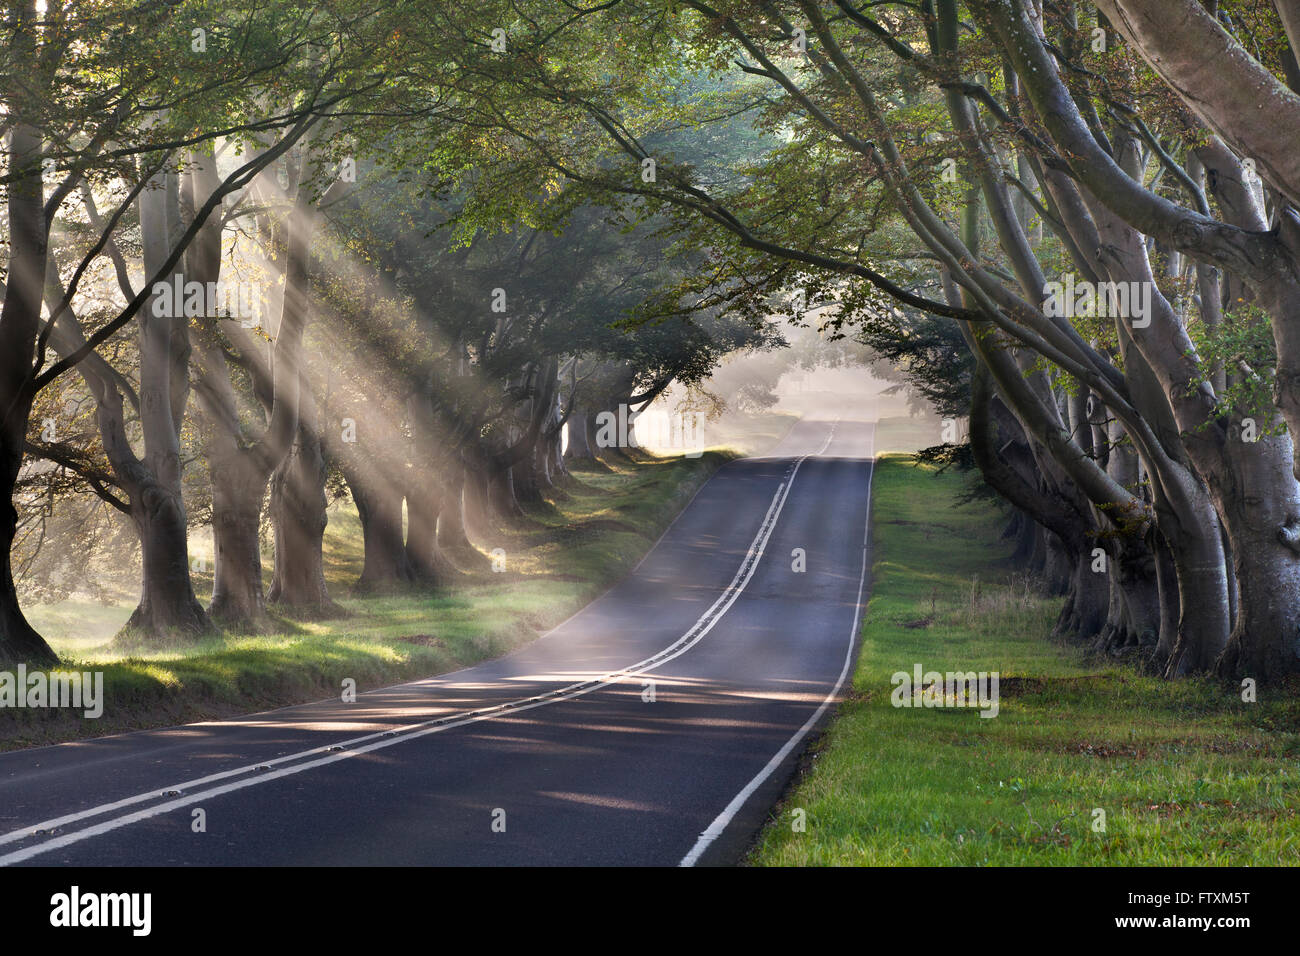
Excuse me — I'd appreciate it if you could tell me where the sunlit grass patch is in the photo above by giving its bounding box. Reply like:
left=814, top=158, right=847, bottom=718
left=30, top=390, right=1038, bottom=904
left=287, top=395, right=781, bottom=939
left=3, top=449, right=732, bottom=750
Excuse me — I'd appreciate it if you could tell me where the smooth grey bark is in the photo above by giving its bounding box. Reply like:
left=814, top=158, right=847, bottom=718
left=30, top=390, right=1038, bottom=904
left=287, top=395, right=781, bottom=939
left=1081, top=157, right=1298, bottom=677
left=1094, top=0, right=1300, bottom=208
left=124, top=164, right=209, bottom=639
left=191, top=146, right=338, bottom=627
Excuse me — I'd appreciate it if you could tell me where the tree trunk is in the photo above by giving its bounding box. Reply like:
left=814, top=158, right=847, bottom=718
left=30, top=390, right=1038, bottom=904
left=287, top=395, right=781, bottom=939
left=1008, top=511, right=1037, bottom=567
left=513, top=449, right=545, bottom=504
left=1092, top=537, right=1161, bottom=657
left=487, top=464, right=526, bottom=520
left=125, top=484, right=209, bottom=637
left=0, top=487, right=58, bottom=665
left=462, top=467, right=495, bottom=541
left=208, top=454, right=269, bottom=630
left=1054, top=548, right=1109, bottom=640
left=124, top=165, right=210, bottom=640
left=437, top=466, right=488, bottom=570
left=1213, top=433, right=1300, bottom=680
left=1149, top=532, right=1181, bottom=675
left=351, top=473, right=412, bottom=591
left=0, top=120, right=58, bottom=665
left=405, top=481, right=458, bottom=587
left=1158, top=495, right=1233, bottom=678
left=564, top=404, right=596, bottom=461
left=268, top=423, right=338, bottom=612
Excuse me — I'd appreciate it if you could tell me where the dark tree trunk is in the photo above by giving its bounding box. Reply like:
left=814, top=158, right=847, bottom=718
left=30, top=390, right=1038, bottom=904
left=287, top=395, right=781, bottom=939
left=0, top=487, right=58, bottom=665
left=513, top=460, right=543, bottom=504
left=437, top=466, right=488, bottom=570
left=1148, top=532, right=1181, bottom=675
left=1040, top=532, right=1072, bottom=595
left=514, top=435, right=553, bottom=504
left=1054, top=548, right=1109, bottom=640
left=208, top=453, right=269, bottom=630
left=1008, top=511, right=1037, bottom=567
left=0, top=120, right=58, bottom=665
left=1092, top=538, right=1161, bottom=657
left=405, top=481, right=458, bottom=587
left=126, top=485, right=209, bottom=637
left=351, top=473, right=412, bottom=591
left=268, top=424, right=338, bottom=612
left=487, top=464, right=526, bottom=520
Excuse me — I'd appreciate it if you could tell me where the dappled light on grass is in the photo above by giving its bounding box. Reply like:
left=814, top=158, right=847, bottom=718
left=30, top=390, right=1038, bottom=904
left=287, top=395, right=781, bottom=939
left=0, top=450, right=731, bottom=751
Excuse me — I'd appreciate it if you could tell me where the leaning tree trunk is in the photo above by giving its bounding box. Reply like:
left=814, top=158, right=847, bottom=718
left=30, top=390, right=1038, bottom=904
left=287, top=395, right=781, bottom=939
left=0, top=484, right=58, bottom=665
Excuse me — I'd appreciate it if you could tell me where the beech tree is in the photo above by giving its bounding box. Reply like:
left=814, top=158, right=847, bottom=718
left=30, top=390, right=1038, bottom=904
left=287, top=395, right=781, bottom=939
left=9, top=0, right=1298, bottom=690
left=395, top=0, right=1300, bottom=681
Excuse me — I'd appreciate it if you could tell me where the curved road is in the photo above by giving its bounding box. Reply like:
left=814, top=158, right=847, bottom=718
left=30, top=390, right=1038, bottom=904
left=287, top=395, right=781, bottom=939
left=0, top=417, right=874, bottom=867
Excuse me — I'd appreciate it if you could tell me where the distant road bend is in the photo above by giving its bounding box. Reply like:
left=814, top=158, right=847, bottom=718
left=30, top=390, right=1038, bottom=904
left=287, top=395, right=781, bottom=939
left=0, top=418, right=875, bottom=867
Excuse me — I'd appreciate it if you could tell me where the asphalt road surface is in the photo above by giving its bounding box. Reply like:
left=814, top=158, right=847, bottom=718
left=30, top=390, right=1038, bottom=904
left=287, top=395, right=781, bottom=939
left=0, top=417, right=875, bottom=867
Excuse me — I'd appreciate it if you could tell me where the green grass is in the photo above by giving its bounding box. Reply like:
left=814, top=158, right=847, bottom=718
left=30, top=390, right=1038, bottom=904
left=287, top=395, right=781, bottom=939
left=751, top=454, right=1300, bottom=866
left=4, top=450, right=732, bottom=750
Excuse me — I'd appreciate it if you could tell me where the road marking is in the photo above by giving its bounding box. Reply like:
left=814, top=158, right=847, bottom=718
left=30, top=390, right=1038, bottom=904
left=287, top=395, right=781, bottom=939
left=0, top=422, right=838, bottom=866
left=679, top=424, right=873, bottom=866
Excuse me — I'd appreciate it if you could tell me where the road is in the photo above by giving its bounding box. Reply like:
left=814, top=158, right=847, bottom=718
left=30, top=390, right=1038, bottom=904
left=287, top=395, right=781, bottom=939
left=0, top=417, right=875, bottom=867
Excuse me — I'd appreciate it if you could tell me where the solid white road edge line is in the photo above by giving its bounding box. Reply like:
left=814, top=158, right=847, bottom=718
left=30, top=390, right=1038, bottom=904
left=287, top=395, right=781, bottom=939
left=0, top=423, right=837, bottom=866
left=678, top=426, right=873, bottom=867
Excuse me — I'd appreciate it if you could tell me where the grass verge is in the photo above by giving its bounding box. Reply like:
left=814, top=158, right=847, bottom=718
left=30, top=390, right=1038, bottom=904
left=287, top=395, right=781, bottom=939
left=750, top=454, right=1300, bottom=865
left=3, top=450, right=732, bottom=751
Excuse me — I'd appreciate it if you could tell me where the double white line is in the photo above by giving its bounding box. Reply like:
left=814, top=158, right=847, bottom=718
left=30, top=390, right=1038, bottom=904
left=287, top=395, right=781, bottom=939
left=0, top=424, right=839, bottom=866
